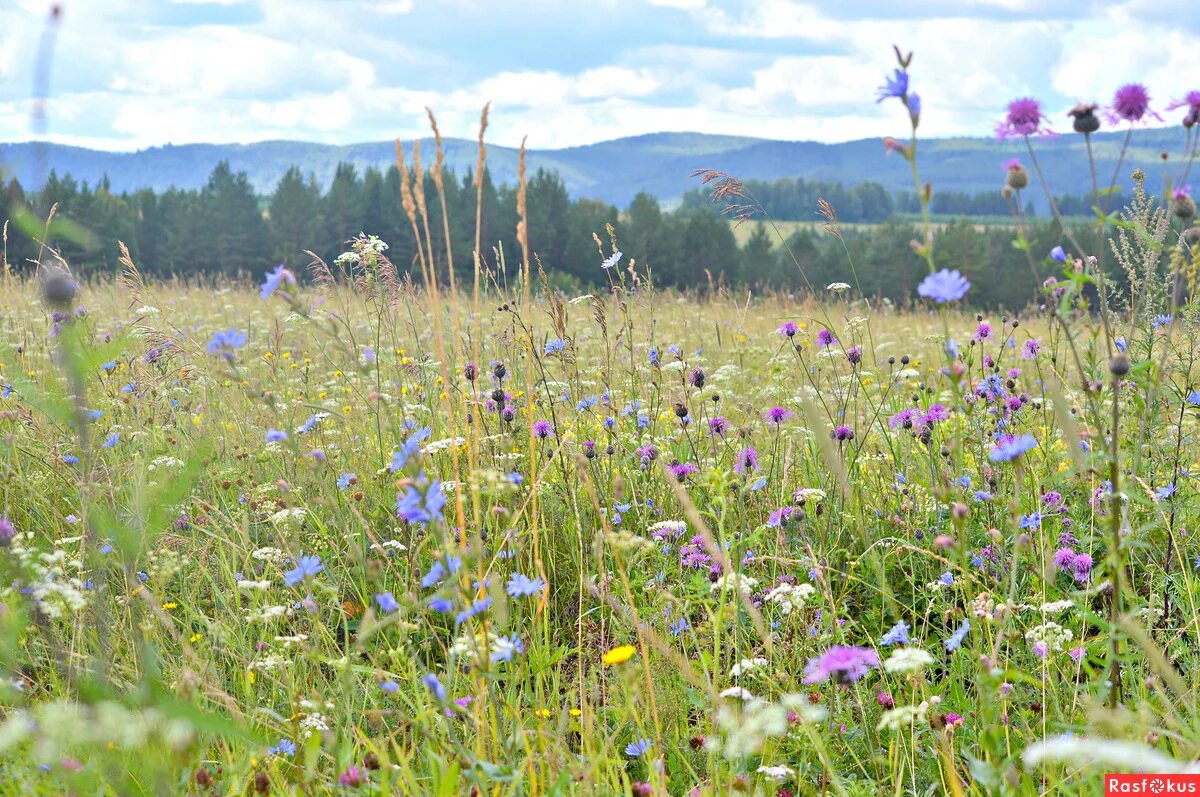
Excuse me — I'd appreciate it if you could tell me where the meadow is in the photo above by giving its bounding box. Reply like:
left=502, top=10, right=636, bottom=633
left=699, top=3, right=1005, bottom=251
left=1, top=51, right=1200, bottom=797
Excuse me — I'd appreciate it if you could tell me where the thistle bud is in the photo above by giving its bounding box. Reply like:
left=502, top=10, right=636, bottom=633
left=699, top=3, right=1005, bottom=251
left=40, top=270, right=78, bottom=308
left=1109, top=355, right=1130, bottom=376
left=1004, top=160, right=1028, bottom=191
left=1068, top=103, right=1100, bottom=134
left=1172, top=188, right=1196, bottom=220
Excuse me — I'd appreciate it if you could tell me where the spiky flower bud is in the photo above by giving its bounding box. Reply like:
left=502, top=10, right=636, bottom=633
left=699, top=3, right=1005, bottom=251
left=1068, top=103, right=1101, bottom=134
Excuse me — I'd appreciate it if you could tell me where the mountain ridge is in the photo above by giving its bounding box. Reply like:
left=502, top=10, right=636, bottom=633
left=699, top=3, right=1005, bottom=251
left=0, top=128, right=1187, bottom=209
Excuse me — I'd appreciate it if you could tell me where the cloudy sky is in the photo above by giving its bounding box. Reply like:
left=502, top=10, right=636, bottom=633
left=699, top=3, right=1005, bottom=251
left=0, top=0, right=1194, bottom=151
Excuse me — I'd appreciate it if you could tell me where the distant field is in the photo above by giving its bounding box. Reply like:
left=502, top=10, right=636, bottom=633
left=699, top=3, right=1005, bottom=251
left=730, top=214, right=1094, bottom=246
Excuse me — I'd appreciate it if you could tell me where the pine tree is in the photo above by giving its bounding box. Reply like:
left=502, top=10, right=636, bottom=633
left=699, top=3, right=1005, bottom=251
left=268, top=166, right=321, bottom=267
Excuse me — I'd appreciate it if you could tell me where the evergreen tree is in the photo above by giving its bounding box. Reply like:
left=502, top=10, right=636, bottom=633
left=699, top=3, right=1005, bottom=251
left=269, top=167, right=322, bottom=267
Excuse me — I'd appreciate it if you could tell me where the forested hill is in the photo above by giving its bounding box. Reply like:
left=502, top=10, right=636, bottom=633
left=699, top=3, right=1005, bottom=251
left=0, top=127, right=1184, bottom=208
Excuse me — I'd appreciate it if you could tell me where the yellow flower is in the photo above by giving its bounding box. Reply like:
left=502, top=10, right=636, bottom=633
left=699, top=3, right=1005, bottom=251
left=602, top=644, right=637, bottom=666
left=533, top=708, right=551, bottom=719
left=161, top=602, right=177, bottom=610
left=189, top=632, right=203, bottom=643
left=569, top=708, right=582, bottom=717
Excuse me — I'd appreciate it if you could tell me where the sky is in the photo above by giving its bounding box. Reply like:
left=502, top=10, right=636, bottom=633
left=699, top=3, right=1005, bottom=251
left=0, top=0, right=1195, bottom=152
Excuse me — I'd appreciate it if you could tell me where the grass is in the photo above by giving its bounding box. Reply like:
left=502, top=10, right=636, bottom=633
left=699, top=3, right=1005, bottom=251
left=0, top=239, right=1198, bottom=794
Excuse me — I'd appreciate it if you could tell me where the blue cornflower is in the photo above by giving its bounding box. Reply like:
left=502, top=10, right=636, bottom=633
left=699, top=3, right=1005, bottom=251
left=1049, top=245, right=1067, bottom=263
left=989, top=434, right=1038, bottom=463
left=260, top=264, right=296, bottom=300
left=101, top=360, right=117, bottom=372
left=649, top=347, right=660, bottom=367
left=380, top=680, right=399, bottom=693
left=954, top=475, right=972, bottom=489
left=422, top=673, right=447, bottom=702
left=283, top=553, right=324, bottom=586
left=945, top=619, right=970, bottom=652
left=544, top=338, right=566, bottom=355
left=624, top=738, right=651, bottom=758
left=938, top=571, right=954, bottom=585
left=268, top=739, right=297, bottom=757
left=881, top=620, right=910, bottom=646
left=389, top=427, right=432, bottom=472
left=337, top=473, right=356, bottom=489
left=429, top=597, right=454, bottom=613
left=454, top=596, right=492, bottom=625
left=1019, top=512, right=1042, bottom=529
left=265, top=429, right=288, bottom=443
left=907, top=92, right=921, bottom=122
left=601, top=251, right=622, bottom=270
left=876, top=68, right=908, bottom=102
left=1153, top=314, right=1173, bottom=329
left=396, top=477, right=446, bottom=526
left=916, top=269, right=970, bottom=304
left=375, top=592, right=400, bottom=613
left=1115, top=336, right=1127, bottom=353
left=669, top=617, right=690, bottom=636
left=1156, top=484, right=1177, bottom=500
left=490, top=634, right=525, bottom=663
left=62, top=454, right=79, bottom=465
left=206, top=328, right=247, bottom=359
left=420, top=556, right=462, bottom=589
left=1187, top=390, right=1200, bottom=406
left=506, top=573, right=545, bottom=597
left=102, top=432, right=119, bottom=448
left=298, top=414, right=320, bottom=434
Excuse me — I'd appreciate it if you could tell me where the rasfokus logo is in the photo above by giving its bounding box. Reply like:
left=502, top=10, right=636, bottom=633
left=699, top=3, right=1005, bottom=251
left=1106, top=775, right=1200, bottom=794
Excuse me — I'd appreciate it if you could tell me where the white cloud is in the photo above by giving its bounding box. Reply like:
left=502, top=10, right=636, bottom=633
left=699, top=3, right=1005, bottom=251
left=0, top=0, right=1189, bottom=151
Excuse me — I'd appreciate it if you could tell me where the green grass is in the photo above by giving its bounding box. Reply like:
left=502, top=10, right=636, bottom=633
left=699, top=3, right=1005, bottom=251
left=0, top=242, right=1198, bottom=795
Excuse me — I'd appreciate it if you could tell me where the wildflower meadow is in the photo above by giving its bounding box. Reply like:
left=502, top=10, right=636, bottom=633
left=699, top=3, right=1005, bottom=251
left=3, top=47, right=1200, bottom=795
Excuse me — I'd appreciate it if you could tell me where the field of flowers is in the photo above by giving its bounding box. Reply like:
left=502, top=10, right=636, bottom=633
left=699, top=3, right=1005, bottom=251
left=2, top=49, right=1200, bottom=796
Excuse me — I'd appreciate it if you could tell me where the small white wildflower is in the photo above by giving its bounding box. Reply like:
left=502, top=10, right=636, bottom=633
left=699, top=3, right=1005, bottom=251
left=237, top=580, right=272, bottom=591
left=729, top=657, right=769, bottom=677
left=712, top=572, right=759, bottom=596
left=764, top=582, right=815, bottom=615
left=756, top=764, right=795, bottom=780
left=883, top=647, right=934, bottom=674
left=719, top=686, right=755, bottom=701
left=826, top=282, right=851, bottom=292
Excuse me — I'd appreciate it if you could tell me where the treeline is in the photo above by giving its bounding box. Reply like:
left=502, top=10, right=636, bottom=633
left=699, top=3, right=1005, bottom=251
left=0, top=161, right=1092, bottom=306
left=679, top=176, right=1126, bottom=222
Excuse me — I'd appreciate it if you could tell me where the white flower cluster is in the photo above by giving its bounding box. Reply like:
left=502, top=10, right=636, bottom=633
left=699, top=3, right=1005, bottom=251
left=878, top=696, right=941, bottom=732
left=764, top=582, right=815, bottom=615
left=711, top=572, right=759, bottom=597
left=1025, top=622, right=1074, bottom=652
left=0, top=699, right=195, bottom=761
left=7, top=535, right=87, bottom=620
left=729, top=657, right=769, bottom=677
left=883, top=647, right=934, bottom=675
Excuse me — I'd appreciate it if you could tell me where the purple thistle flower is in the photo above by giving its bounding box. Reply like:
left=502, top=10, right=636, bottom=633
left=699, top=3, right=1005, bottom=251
left=708, top=416, right=728, bottom=436
left=532, top=420, right=554, bottom=439
left=816, top=328, right=836, bottom=347
left=802, top=645, right=879, bottom=684
left=1167, top=90, right=1200, bottom=127
left=778, top=321, right=798, bottom=338
left=668, top=462, right=698, bottom=481
left=733, top=446, right=759, bottom=475
left=916, top=269, right=970, bottom=303
left=1106, top=83, right=1160, bottom=125
left=1053, top=547, right=1076, bottom=572
left=833, top=425, right=854, bottom=441
left=846, top=345, right=862, bottom=364
left=764, top=406, right=793, bottom=425
left=996, top=97, right=1053, bottom=138
left=1073, top=553, right=1093, bottom=582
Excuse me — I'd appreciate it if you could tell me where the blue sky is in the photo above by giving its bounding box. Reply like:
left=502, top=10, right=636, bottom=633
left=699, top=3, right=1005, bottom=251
left=0, top=0, right=1195, bottom=151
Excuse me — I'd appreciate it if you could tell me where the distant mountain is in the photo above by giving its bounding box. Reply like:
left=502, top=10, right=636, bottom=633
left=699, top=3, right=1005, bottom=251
left=0, top=128, right=1187, bottom=209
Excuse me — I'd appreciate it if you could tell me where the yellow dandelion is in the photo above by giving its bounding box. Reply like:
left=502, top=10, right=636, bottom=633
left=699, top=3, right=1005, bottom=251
left=602, top=644, right=637, bottom=666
